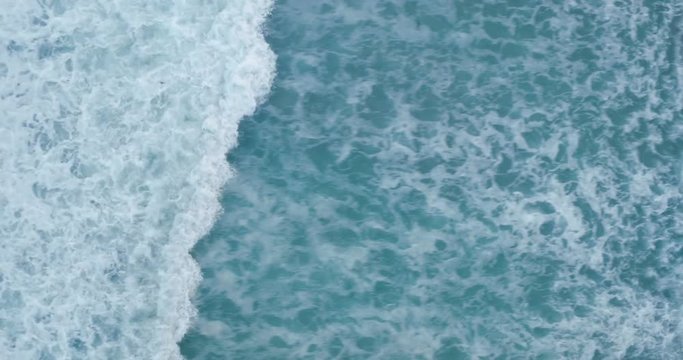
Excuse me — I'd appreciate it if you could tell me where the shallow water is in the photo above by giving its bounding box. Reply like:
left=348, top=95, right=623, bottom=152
left=182, top=0, right=683, bottom=359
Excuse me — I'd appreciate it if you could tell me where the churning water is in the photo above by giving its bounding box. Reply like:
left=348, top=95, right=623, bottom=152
left=2, top=0, right=682, bottom=359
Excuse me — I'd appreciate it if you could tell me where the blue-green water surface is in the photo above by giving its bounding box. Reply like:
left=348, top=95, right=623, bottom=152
left=182, top=1, right=683, bottom=358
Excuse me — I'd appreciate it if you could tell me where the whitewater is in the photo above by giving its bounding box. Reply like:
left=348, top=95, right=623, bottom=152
left=0, top=1, right=274, bottom=358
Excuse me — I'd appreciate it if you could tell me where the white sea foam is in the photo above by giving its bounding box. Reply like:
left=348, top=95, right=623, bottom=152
left=0, top=0, right=275, bottom=358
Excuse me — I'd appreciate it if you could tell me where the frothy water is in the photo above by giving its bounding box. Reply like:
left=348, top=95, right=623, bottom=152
left=3, top=0, right=683, bottom=359
left=0, top=1, right=274, bottom=358
left=182, top=1, right=683, bottom=359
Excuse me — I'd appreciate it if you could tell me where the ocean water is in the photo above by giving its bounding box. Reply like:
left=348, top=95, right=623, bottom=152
left=181, top=0, right=683, bottom=359
left=1, top=0, right=682, bottom=360
left=0, top=1, right=273, bottom=358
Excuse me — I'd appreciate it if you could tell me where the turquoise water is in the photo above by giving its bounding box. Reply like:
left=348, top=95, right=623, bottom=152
left=182, top=0, right=683, bottom=359
left=2, top=0, right=682, bottom=359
